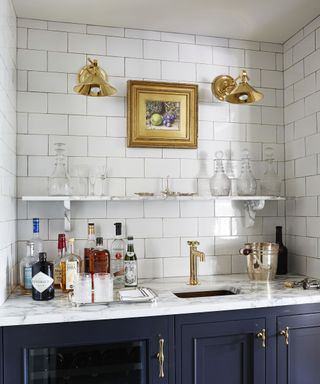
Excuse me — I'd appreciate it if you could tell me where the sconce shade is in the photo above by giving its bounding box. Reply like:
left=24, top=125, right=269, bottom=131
left=73, top=58, right=117, bottom=97
left=212, top=70, right=263, bottom=104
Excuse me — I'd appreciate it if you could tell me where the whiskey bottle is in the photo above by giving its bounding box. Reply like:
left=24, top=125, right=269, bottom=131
left=276, top=226, right=288, bottom=275
left=124, top=236, right=138, bottom=287
left=20, top=241, right=37, bottom=291
left=61, top=238, right=81, bottom=292
left=84, top=223, right=96, bottom=274
left=32, top=252, right=54, bottom=301
left=53, top=233, right=66, bottom=288
left=111, top=222, right=125, bottom=287
left=93, top=237, right=110, bottom=273
left=30, top=218, right=43, bottom=258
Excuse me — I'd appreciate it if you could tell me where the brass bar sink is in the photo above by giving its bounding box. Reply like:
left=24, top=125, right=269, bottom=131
left=173, top=289, right=239, bottom=299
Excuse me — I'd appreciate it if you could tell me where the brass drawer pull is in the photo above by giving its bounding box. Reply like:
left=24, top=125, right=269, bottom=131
left=280, top=326, right=289, bottom=346
left=256, top=328, right=266, bottom=348
left=157, top=337, right=165, bottom=378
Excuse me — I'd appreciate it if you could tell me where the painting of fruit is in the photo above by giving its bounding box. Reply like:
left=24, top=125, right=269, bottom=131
left=146, top=100, right=180, bottom=130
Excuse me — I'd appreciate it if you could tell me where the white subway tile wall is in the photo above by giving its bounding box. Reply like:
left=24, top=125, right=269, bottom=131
left=284, top=18, right=320, bottom=277
left=0, top=0, right=16, bottom=304
left=16, top=18, right=285, bottom=279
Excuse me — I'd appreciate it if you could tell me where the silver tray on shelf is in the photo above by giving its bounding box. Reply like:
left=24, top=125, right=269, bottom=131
left=69, top=287, right=158, bottom=307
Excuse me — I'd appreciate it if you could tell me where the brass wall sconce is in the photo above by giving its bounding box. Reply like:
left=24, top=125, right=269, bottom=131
left=212, top=70, right=263, bottom=104
left=74, top=58, right=117, bottom=97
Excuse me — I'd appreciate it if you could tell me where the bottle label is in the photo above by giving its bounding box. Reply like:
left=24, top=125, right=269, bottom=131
left=115, top=252, right=123, bottom=260
left=66, top=261, right=78, bottom=290
left=124, top=261, right=137, bottom=286
left=54, top=264, right=62, bottom=285
left=24, top=267, right=33, bottom=289
left=32, top=271, right=54, bottom=293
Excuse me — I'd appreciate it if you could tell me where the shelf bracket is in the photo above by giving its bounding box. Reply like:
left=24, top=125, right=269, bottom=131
left=244, top=200, right=265, bottom=228
left=64, top=200, right=71, bottom=232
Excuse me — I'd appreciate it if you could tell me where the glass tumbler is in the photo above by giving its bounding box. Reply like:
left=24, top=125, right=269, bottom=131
left=73, top=273, right=92, bottom=304
left=94, top=273, right=113, bottom=302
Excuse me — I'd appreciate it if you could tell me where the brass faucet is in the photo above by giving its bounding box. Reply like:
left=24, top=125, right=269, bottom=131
left=188, top=241, right=205, bottom=285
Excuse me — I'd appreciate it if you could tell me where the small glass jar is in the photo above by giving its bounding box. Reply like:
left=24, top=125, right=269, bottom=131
left=237, top=149, right=257, bottom=196
left=49, top=143, right=72, bottom=196
left=260, top=147, right=281, bottom=196
left=210, top=151, right=231, bottom=196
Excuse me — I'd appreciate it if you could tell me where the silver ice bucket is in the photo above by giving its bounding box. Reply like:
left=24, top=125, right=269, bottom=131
left=239, top=242, right=279, bottom=281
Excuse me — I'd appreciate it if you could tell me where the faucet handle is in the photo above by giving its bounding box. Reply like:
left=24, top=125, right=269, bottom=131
left=188, top=240, right=200, bottom=247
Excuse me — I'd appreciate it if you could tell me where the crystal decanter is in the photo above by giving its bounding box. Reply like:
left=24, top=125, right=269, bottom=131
left=237, top=149, right=257, bottom=196
left=260, top=147, right=281, bottom=196
left=49, top=143, right=72, bottom=196
left=210, top=151, right=231, bottom=196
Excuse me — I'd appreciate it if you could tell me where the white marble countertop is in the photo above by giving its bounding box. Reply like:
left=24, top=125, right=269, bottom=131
left=1, top=274, right=320, bottom=327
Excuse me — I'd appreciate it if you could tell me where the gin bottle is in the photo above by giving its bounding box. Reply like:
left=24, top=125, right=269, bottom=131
left=19, top=241, right=37, bottom=290
left=32, top=252, right=54, bottom=301
left=31, top=218, right=43, bottom=258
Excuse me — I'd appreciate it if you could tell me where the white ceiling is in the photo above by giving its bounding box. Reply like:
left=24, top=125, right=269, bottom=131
left=12, top=0, right=320, bottom=43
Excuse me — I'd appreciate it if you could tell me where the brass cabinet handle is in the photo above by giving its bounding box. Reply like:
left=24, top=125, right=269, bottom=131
left=280, top=326, right=289, bottom=346
left=256, top=328, right=266, bottom=348
left=157, top=337, right=165, bottom=378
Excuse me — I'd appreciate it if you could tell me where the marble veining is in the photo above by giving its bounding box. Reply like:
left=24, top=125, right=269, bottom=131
left=1, top=274, right=320, bottom=327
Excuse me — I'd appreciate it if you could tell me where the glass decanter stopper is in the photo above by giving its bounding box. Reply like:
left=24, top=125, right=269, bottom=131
left=210, top=151, right=231, bottom=196
left=49, top=143, right=72, bottom=196
left=260, top=147, right=281, bottom=196
left=237, top=149, right=257, bottom=196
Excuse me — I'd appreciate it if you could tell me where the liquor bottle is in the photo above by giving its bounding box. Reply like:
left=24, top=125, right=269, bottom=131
left=19, top=241, right=37, bottom=291
left=32, top=252, right=54, bottom=301
left=111, top=222, right=125, bottom=287
left=53, top=233, right=66, bottom=288
left=31, top=218, right=43, bottom=257
left=124, top=236, right=138, bottom=287
left=276, top=226, right=288, bottom=275
left=93, top=237, right=110, bottom=273
left=61, top=238, right=81, bottom=292
left=84, top=223, right=96, bottom=274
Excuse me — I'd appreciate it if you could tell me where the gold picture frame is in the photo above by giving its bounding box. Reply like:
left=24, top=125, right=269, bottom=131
left=127, top=80, right=198, bottom=148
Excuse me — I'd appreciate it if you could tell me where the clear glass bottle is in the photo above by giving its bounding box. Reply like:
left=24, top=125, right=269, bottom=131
left=237, top=149, right=257, bottom=196
left=111, top=222, right=125, bottom=287
left=30, top=218, right=43, bottom=258
left=260, top=147, right=281, bottom=196
left=124, top=236, right=137, bottom=287
left=210, top=151, right=231, bottom=196
left=54, top=233, right=66, bottom=288
left=20, top=241, right=37, bottom=290
left=61, top=238, right=81, bottom=292
left=49, top=143, right=72, bottom=196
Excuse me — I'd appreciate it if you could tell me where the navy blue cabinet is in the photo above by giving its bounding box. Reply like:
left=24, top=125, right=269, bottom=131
left=176, top=312, right=266, bottom=384
left=0, top=328, right=3, bottom=384
left=3, top=316, right=173, bottom=384
left=277, top=312, right=320, bottom=384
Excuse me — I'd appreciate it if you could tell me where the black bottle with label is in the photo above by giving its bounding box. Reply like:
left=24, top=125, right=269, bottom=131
left=276, top=226, right=288, bottom=275
left=32, top=252, right=55, bottom=301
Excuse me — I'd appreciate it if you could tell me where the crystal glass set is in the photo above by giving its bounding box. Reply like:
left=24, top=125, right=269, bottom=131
left=48, top=143, right=107, bottom=196
left=210, top=147, right=281, bottom=197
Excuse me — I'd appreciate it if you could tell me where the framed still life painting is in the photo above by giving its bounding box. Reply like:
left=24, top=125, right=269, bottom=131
left=127, top=80, right=198, bottom=148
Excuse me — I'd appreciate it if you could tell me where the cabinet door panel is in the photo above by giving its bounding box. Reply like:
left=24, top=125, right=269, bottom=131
left=3, top=317, right=172, bottom=384
left=278, top=313, right=320, bottom=384
left=177, top=317, right=266, bottom=384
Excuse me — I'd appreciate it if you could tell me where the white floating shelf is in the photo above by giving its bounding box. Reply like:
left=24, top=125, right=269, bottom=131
left=21, top=195, right=285, bottom=202
left=21, top=195, right=285, bottom=231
